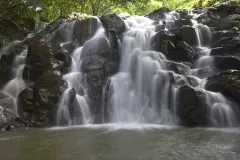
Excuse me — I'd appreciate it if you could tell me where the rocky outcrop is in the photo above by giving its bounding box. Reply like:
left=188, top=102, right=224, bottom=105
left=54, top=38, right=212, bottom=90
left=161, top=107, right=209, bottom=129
left=206, top=70, right=240, bottom=104
left=18, top=71, right=67, bottom=127
left=101, top=13, right=126, bottom=35
left=23, top=40, right=71, bottom=83
left=177, top=85, right=209, bottom=127
left=73, top=17, right=98, bottom=44
left=152, top=31, right=196, bottom=63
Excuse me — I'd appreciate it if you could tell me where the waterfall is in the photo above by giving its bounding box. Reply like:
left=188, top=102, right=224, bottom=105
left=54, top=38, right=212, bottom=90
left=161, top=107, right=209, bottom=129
left=104, top=12, right=239, bottom=127
left=0, top=47, right=27, bottom=116
left=56, top=17, right=105, bottom=125
left=106, top=16, right=176, bottom=124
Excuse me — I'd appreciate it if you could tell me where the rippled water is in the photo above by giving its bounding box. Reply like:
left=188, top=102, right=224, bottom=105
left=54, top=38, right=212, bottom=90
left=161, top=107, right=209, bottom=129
left=0, top=124, right=240, bottom=160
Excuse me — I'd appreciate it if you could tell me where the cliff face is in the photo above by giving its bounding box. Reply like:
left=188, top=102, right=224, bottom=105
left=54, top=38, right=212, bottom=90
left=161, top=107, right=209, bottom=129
left=0, top=2, right=240, bottom=130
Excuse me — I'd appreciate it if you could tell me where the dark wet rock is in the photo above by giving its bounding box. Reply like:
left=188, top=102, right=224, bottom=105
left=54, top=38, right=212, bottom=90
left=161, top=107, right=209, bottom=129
left=73, top=17, right=98, bottom=44
left=23, top=40, right=56, bottom=82
left=212, top=36, right=240, bottom=48
left=105, top=29, right=120, bottom=76
left=82, top=55, right=108, bottom=123
left=177, top=85, right=209, bottom=127
left=173, top=19, right=192, bottom=29
left=51, top=22, right=75, bottom=44
left=165, top=61, right=190, bottom=75
left=145, top=7, right=170, bottom=20
left=211, top=30, right=239, bottom=45
left=82, top=55, right=105, bottom=72
left=0, top=104, right=27, bottom=131
left=177, top=10, right=188, bottom=19
left=214, top=56, right=240, bottom=71
left=0, top=106, right=7, bottom=128
left=18, top=71, right=67, bottom=127
left=180, top=25, right=200, bottom=46
left=0, top=91, right=16, bottom=115
left=61, top=41, right=76, bottom=53
left=81, top=36, right=110, bottom=59
left=152, top=30, right=196, bottom=63
left=168, top=41, right=196, bottom=63
left=151, top=30, right=177, bottom=52
left=23, top=40, right=70, bottom=83
left=197, top=3, right=240, bottom=31
left=0, top=59, right=13, bottom=88
left=206, top=70, right=240, bottom=104
left=53, top=45, right=72, bottom=73
left=100, top=13, right=126, bottom=35
left=210, top=45, right=240, bottom=56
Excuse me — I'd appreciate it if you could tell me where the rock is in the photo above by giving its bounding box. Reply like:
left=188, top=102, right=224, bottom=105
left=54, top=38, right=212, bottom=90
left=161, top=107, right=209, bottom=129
left=211, top=30, right=239, bottom=46
left=180, top=25, right=200, bottom=46
left=206, top=70, right=240, bottom=104
left=0, top=106, right=7, bottom=128
left=18, top=71, right=67, bottom=127
left=23, top=40, right=66, bottom=83
left=145, top=7, right=170, bottom=20
left=173, top=19, right=192, bottom=29
left=151, top=30, right=177, bottom=53
left=214, top=56, right=240, bottom=71
left=0, top=91, right=17, bottom=115
left=80, top=36, right=110, bottom=59
left=73, top=17, right=98, bottom=44
left=177, top=85, right=209, bottom=127
left=105, top=29, right=120, bottom=76
left=212, top=36, right=240, bottom=48
left=82, top=55, right=105, bottom=72
left=152, top=30, right=196, bottom=63
left=51, top=21, right=75, bottom=44
left=165, top=61, right=190, bottom=75
left=23, top=40, right=56, bottom=82
left=101, top=13, right=126, bottom=35
left=210, top=45, right=240, bottom=56
left=82, top=55, right=108, bottom=123
left=61, top=41, right=76, bottom=53
left=53, top=45, right=72, bottom=73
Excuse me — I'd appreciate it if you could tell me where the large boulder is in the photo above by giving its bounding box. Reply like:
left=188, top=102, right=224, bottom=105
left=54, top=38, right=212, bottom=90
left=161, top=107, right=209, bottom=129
left=165, top=60, right=191, bottom=75
left=18, top=71, right=67, bottom=127
left=145, top=7, right=171, bottom=20
left=51, top=21, right=75, bottom=44
left=100, top=13, right=126, bottom=35
left=214, top=56, right=240, bottom=70
left=152, top=31, right=196, bottom=63
left=23, top=40, right=56, bottom=83
left=73, top=17, right=98, bottom=44
left=53, top=45, right=72, bottom=73
left=180, top=25, right=200, bottom=46
left=0, top=91, right=16, bottom=115
left=176, top=85, right=209, bottom=127
left=82, top=55, right=108, bottom=123
left=206, top=70, right=240, bottom=104
left=80, top=36, right=110, bottom=59
left=210, top=45, right=240, bottom=56
left=23, top=40, right=70, bottom=83
left=0, top=106, right=7, bottom=128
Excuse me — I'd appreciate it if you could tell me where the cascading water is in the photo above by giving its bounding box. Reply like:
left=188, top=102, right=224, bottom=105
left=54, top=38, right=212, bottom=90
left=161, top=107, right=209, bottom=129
left=56, top=18, right=105, bottom=125
left=104, top=12, right=239, bottom=127
left=0, top=43, right=27, bottom=116
left=105, top=16, right=177, bottom=124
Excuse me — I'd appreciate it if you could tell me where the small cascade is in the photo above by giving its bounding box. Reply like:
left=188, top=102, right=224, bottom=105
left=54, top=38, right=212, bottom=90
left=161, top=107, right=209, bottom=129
left=205, top=90, right=239, bottom=127
left=56, top=17, right=105, bottom=125
left=0, top=48, right=27, bottom=115
left=106, top=16, right=176, bottom=124
left=187, top=15, right=238, bottom=127
left=105, top=11, right=239, bottom=127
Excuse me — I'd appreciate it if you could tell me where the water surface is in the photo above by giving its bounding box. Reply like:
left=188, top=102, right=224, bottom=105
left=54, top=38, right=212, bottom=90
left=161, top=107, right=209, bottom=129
left=0, top=124, right=240, bottom=160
